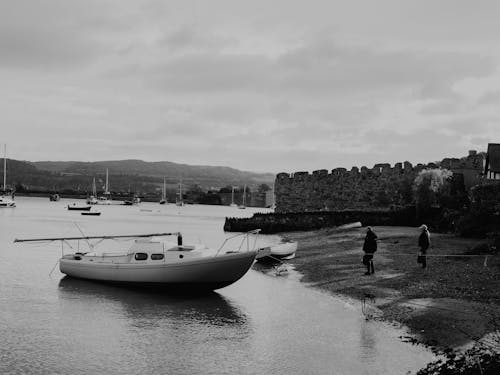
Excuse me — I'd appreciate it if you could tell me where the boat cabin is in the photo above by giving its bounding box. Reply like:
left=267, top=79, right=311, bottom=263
left=65, top=238, right=210, bottom=264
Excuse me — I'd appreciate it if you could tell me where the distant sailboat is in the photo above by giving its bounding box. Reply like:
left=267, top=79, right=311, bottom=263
left=0, top=144, right=16, bottom=208
left=86, top=177, right=98, bottom=205
left=238, top=185, right=247, bottom=209
left=160, top=177, right=167, bottom=204
left=176, top=179, right=184, bottom=206
left=97, top=169, right=112, bottom=205
left=230, top=186, right=237, bottom=207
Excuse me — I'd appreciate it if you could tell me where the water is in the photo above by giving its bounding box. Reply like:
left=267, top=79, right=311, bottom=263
left=0, top=197, right=435, bottom=374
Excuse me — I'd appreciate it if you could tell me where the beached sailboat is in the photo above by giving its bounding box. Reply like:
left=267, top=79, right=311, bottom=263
left=97, top=169, right=112, bottom=205
left=160, top=177, right=167, bottom=204
left=86, top=177, right=98, bottom=205
left=0, top=144, right=16, bottom=208
left=176, top=179, right=184, bottom=206
left=14, top=230, right=261, bottom=291
left=238, top=185, right=247, bottom=209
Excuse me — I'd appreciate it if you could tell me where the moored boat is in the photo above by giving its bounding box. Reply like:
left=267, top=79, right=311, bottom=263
left=14, top=230, right=261, bottom=291
left=87, top=177, right=98, bottom=205
left=81, top=211, right=101, bottom=216
left=238, top=185, right=247, bottom=209
left=67, top=204, right=92, bottom=211
left=97, top=169, right=112, bottom=204
left=175, top=178, right=184, bottom=206
left=0, top=194, right=16, bottom=208
left=160, top=177, right=167, bottom=204
left=1, top=144, right=16, bottom=208
left=49, top=193, right=60, bottom=201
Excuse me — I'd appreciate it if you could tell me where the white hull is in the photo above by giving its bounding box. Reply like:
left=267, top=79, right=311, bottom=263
left=60, top=248, right=257, bottom=290
left=97, top=199, right=112, bottom=205
left=0, top=196, right=16, bottom=208
left=256, top=241, right=297, bottom=261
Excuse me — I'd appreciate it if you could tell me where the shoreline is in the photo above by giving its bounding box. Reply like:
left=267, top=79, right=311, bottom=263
left=282, top=226, right=500, bottom=351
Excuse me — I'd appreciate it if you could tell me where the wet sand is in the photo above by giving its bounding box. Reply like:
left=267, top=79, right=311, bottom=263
left=283, top=226, right=500, bottom=350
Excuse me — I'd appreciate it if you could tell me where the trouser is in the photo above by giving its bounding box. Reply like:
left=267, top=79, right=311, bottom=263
left=367, top=260, right=374, bottom=274
left=419, top=249, right=427, bottom=268
left=364, top=254, right=374, bottom=274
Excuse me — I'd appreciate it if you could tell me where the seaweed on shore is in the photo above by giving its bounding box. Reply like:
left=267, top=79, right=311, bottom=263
left=416, top=346, right=500, bottom=375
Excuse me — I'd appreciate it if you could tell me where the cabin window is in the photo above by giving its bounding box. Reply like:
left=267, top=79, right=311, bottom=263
left=134, top=253, right=148, bottom=261
left=151, top=253, right=164, bottom=260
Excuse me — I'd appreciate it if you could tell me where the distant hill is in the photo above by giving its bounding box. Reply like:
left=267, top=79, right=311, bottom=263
left=1, top=159, right=274, bottom=194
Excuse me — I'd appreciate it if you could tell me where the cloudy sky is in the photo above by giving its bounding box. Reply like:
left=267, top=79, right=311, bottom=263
left=1, top=0, right=500, bottom=173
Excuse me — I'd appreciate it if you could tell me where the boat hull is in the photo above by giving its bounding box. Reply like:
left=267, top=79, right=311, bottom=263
left=67, top=205, right=91, bottom=211
left=0, top=202, right=16, bottom=208
left=256, top=241, right=297, bottom=262
left=59, top=251, right=257, bottom=291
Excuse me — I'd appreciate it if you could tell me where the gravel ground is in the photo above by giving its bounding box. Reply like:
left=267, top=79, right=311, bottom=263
left=283, top=226, right=500, bottom=350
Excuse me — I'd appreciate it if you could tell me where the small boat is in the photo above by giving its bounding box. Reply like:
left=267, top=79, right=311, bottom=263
left=229, top=186, right=237, bottom=207
left=336, top=222, right=362, bottom=230
left=176, top=178, right=184, bottom=206
left=238, top=185, right=247, bottom=209
left=49, top=193, right=60, bottom=202
left=81, top=212, right=101, bottom=216
left=256, top=240, right=298, bottom=262
left=1, top=144, right=16, bottom=208
left=14, top=230, right=261, bottom=291
left=86, top=177, right=98, bottom=205
left=124, top=195, right=141, bottom=205
left=0, top=194, right=15, bottom=208
left=160, top=177, right=167, bottom=204
left=67, top=204, right=92, bottom=211
left=97, top=169, right=112, bottom=205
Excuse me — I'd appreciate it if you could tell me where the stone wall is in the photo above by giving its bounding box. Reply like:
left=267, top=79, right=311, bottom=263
left=224, top=207, right=419, bottom=233
left=275, top=151, right=485, bottom=213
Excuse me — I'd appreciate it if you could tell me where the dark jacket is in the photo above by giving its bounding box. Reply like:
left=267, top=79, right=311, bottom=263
left=418, top=231, right=430, bottom=251
left=363, top=230, right=378, bottom=254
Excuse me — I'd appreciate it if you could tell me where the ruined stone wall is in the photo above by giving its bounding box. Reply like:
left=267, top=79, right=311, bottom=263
left=275, top=151, right=485, bottom=213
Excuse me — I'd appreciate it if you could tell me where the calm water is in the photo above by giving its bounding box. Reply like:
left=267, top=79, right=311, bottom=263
left=0, top=197, right=435, bottom=374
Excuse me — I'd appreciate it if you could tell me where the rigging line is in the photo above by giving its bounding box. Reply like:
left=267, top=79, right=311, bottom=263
left=73, top=222, right=93, bottom=251
left=48, top=259, right=60, bottom=278
left=380, top=253, right=499, bottom=258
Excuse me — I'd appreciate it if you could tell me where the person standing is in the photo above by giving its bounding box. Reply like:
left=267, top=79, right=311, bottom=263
left=362, top=226, right=377, bottom=275
left=418, top=225, right=430, bottom=269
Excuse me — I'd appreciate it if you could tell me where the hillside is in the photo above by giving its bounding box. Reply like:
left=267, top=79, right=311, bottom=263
left=2, top=159, right=274, bottom=194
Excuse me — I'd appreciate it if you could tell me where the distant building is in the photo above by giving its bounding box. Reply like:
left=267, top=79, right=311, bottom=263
left=484, top=143, right=500, bottom=180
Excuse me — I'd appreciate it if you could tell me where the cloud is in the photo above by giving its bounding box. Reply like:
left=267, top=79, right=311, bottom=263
left=1, top=0, right=500, bottom=173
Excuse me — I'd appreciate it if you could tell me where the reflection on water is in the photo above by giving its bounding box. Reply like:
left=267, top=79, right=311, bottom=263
left=359, top=320, right=378, bottom=364
left=58, top=277, right=248, bottom=328
left=1, top=198, right=436, bottom=374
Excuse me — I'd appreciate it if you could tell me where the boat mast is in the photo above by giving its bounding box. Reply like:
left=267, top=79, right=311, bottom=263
left=105, top=168, right=109, bottom=194
left=92, top=177, right=96, bottom=196
left=178, top=178, right=182, bottom=203
left=162, top=177, right=166, bottom=200
left=231, top=186, right=235, bottom=205
left=14, top=232, right=181, bottom=243
left=3, top=144, right=6, bottom=191
left=242, top=185, right=247, bottom=206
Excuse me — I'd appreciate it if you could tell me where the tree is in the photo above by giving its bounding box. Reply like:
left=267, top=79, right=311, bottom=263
left=257, top=184, right=271, bottom=193
left=413, top=168, right=453, bottom=218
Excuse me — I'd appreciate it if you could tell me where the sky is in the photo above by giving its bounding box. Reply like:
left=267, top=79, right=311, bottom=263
left=1, top=0, right=500, bottom=173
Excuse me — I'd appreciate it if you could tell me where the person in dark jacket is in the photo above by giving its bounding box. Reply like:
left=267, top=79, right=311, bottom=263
left=362, top=227, right=378, bottom=275
left=418, top=225, right=430, bottom=269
